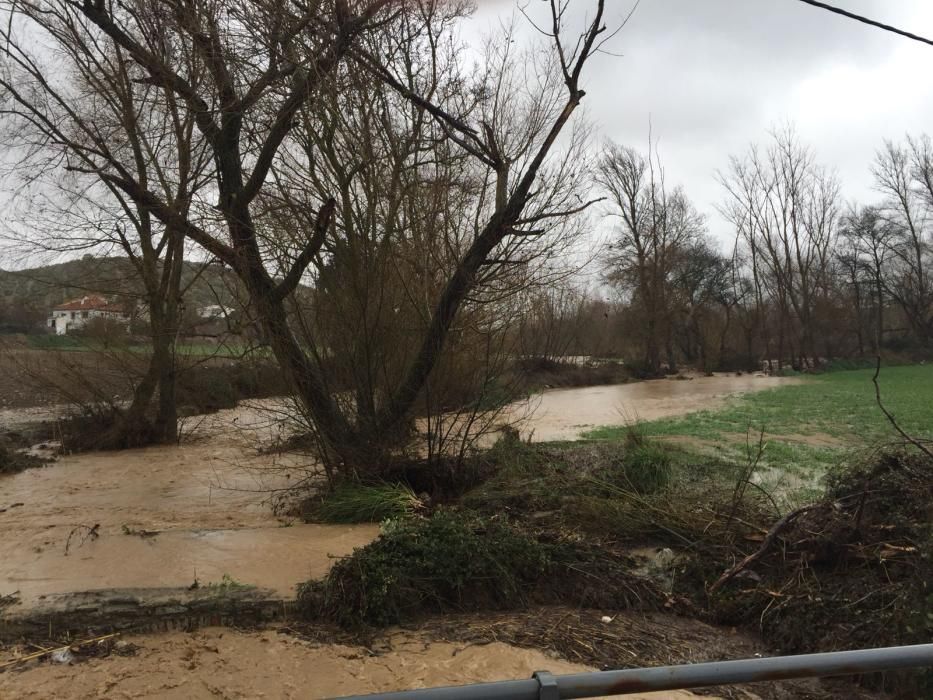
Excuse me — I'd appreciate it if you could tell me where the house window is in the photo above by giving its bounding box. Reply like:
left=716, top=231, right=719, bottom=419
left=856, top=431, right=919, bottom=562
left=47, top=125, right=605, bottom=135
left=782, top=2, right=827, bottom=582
left=71, top=311, right=76, bottom=319
left=82, top=311, right=89, bottom=319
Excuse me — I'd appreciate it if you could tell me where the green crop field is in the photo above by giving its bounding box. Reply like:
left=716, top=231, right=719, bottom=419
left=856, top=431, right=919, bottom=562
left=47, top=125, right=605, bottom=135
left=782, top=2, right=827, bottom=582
left=583, top=364, right=933, bottom=502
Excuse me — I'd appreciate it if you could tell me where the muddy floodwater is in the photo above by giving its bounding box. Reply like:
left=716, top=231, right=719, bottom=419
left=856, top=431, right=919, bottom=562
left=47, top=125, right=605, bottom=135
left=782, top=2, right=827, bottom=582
left=0, top=377, right=799, bottom=699
left=0, top=374, right=803, bottom=606
left=0, top=627, right=717, bottom=699
left=511, top=373, right=803, bottom=441
left=0, top=403, right=378, bottom=604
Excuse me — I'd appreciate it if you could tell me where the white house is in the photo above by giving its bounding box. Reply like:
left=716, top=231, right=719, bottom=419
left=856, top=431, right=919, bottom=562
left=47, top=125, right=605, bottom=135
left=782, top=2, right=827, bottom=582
left=48, top=295, right=130, bottom=335
left=197, top=304, right=230, bottom=320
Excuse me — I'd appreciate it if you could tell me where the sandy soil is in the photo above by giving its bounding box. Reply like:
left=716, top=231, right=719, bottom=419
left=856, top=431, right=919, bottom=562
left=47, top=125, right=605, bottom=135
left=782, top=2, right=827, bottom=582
left=0, top=627, right=715, bottom=700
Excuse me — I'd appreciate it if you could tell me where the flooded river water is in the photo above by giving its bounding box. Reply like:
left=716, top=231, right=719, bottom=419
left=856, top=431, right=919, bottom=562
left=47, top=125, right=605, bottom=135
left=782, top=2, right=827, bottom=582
left=511, top=373, right=802, bottom=441
left=0, top=627, right=718, bottom=699
left=0, top=404, right=378, bottom=604
left=0, top=374, right=802, bottom=605
left=0, top=376, right=801, bottom=698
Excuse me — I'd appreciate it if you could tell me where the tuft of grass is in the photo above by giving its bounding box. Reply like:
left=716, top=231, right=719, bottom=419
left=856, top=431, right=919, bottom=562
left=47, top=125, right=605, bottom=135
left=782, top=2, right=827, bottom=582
left=203, top=573, right=253, bottom=593
left=614, top=426, right=674, bottom=495
left=302, top=482, right=422, bottom=524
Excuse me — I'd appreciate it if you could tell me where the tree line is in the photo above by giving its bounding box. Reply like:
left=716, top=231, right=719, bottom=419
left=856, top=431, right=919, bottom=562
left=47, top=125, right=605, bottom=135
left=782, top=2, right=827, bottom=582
left=0, top=1, right=929, bottom=477
left=516, top=128, right=932, bottom=378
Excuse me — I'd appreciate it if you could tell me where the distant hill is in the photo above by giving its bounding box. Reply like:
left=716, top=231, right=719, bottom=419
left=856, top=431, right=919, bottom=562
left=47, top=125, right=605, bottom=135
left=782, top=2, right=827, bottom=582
left=0, top=255, right=244, bottom=332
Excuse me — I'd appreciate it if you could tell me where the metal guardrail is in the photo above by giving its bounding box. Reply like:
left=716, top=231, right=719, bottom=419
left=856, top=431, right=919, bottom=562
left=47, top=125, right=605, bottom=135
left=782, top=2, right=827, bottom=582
left=331, top=644, right=933, bottom=700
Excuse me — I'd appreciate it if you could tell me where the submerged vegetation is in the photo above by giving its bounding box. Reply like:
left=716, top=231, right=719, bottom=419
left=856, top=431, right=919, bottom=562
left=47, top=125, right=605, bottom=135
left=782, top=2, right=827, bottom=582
left=300, top=483, right=423, bottom=524
left=0, top=440, right=47, bottom=475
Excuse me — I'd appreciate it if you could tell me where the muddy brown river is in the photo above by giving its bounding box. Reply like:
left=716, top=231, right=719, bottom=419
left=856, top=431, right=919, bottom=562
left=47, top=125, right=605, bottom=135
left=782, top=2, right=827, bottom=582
left=0, top=627, right=719, bottom=699
left=0, top=376, right=799, bottom=699
left=0, top=375, right=802, bottom=605
left=510, top=373, right=802, bottom=441
left=0, top=403, right=379, bottom=605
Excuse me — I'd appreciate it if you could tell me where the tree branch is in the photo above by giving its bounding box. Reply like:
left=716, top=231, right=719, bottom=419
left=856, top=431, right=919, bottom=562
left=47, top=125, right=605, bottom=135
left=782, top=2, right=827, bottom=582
left=271, top=197, right=335, bottom=301
left=872, top=355, right=933, bottom=459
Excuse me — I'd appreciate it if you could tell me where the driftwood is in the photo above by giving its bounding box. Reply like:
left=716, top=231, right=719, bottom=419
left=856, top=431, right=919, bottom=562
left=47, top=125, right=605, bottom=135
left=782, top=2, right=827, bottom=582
left=0, top=633, right=119, bottom=671
left=709, top=504, right=818, bottom=595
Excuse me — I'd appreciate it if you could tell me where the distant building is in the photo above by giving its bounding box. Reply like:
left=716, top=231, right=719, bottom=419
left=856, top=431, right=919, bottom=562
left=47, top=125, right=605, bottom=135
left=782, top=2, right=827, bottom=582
left=184, top=304, right=235, bottom=338
left=197, top=304, right=230, bottom=320
left=48, top=295, right=129, bottom=335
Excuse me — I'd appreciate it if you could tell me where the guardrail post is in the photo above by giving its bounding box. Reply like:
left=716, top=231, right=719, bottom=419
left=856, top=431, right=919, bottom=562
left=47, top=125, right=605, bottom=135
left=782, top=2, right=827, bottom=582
left=532, top=671, right=559, bottom=700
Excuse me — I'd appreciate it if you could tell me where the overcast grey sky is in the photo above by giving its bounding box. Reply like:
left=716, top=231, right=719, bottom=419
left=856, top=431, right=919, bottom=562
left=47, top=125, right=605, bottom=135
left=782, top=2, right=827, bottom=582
left=468, top=0, right=933, bottom=243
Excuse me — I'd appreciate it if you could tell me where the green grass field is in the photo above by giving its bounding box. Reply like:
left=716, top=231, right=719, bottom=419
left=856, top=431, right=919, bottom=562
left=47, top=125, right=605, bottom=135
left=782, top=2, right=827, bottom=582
left=26, top=333, right=255, bottom=358
left=583, top=364, right=933, bottom=502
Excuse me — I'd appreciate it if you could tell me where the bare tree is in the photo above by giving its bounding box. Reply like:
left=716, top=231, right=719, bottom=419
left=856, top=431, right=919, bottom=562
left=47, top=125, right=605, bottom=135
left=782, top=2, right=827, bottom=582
left=0, top=0, right=612, bottom=474
left=719, top=127, right=839, bottom=369
left=873, top=137, right=933, bottom=348
left=598, top=142, right=704, bottom=374
left=838, top=204, right=894, bottom=355
left=668, top=237, right=734, bottom=372
left=0, top=0, right=222, bottom=446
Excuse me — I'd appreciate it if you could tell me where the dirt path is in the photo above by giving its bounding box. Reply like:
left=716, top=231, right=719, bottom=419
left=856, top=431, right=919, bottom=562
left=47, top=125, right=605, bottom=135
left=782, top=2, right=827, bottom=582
left=0, top=627, right=716, bottom=700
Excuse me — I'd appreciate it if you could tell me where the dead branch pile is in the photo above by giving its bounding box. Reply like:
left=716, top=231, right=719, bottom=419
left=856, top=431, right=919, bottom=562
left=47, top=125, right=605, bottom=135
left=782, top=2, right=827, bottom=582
left=708, top=451, right=932, bottom=695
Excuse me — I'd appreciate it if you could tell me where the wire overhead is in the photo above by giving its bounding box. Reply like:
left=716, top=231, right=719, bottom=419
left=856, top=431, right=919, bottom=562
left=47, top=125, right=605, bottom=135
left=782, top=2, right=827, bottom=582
left=796, top=0, right=933, bottom=47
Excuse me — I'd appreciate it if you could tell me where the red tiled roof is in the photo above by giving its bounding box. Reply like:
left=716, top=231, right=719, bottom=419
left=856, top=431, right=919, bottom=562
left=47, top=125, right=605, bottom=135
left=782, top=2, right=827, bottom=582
left=53, top=295, right=125, bottom=312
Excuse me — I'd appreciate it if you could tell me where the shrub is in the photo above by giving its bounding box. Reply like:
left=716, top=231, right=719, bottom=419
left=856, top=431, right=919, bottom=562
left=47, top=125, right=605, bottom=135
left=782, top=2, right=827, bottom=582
left=301, top=482, right=423, bottom=524
left=176, top=366, right=238, bottom=412
left=0, top=442, right=46, bottom=474
left=175, top=362, right=288, bottom=414
left=55, top=404, right=156, bottom=452
left=298, top=511, right=552, bottom=627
